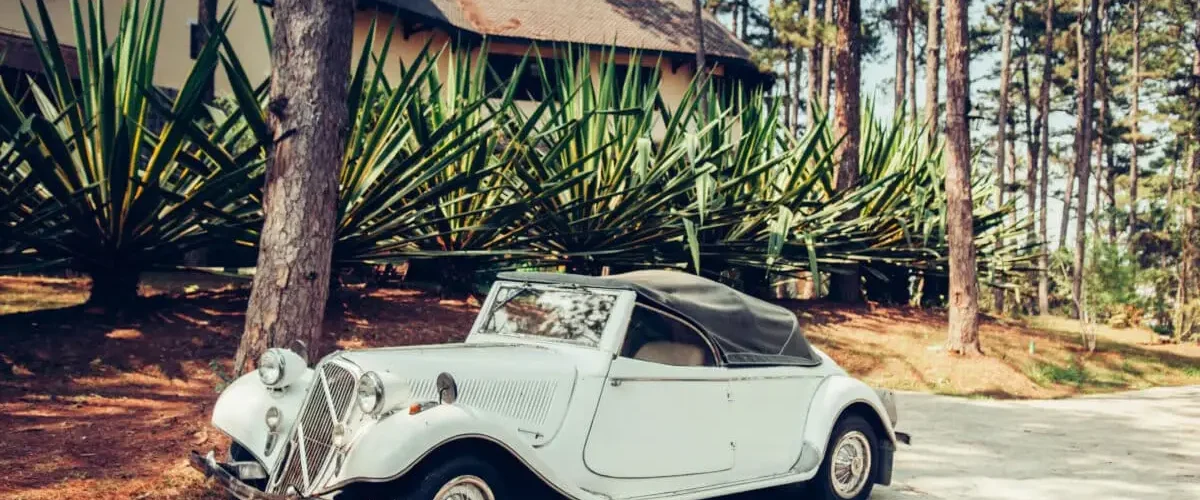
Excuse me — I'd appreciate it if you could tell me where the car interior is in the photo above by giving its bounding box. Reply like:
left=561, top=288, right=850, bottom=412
left=620, top=302, right=718, bottom=367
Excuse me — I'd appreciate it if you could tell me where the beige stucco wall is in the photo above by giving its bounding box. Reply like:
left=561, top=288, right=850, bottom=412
left=1, top=1, right=704, bottom=110
left=0, top=0, right=268, bottom=95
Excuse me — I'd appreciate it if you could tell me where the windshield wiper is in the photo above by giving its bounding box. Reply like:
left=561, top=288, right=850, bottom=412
left=487, top=282, right=534, bottom=319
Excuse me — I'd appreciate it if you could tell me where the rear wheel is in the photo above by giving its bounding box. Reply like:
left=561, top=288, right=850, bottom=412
left=810, top=414, right=878, bottom=500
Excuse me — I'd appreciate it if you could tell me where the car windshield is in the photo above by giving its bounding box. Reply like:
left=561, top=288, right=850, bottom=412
left=479, top=283, right=618, bottom=346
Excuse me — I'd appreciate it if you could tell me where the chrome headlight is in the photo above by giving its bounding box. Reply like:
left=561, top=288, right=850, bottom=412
left=257, top=348, right=308, bottom=389
left=257, top=350, right=285, bottom=386
left=357, top=372, right=384, bottom=415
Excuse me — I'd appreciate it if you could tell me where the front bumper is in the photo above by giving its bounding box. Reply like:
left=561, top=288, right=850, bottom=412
left=189, top=450, right=307, bottom=500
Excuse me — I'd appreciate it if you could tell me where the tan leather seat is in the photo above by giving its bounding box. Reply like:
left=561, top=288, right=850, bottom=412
left=633, top=341, right=706, bottom=366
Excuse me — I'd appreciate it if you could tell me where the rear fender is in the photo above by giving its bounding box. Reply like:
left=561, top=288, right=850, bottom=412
left=211, top=370, right=313, bottom=469
left=802, top=375, right=898, bottom=458
left=323, top=404, right=583, bottom=498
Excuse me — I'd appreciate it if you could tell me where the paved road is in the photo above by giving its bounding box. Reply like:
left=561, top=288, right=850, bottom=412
left=872, top=385, right=1200, bottom=500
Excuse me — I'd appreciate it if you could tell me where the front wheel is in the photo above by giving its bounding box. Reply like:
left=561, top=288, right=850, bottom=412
left=810, top=414, right=878, bottom=500
left=393, top=454, right=507, bottom=500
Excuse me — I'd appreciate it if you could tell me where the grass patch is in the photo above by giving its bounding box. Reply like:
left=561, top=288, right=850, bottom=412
left=1030, top=359, right=1090, bottom=387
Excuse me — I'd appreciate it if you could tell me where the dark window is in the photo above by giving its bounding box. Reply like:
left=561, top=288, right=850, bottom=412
left=485, top=54, right=556, bottom=101
left=189, top=21, right=202, bottom=59
left=620, top=303, right=717, bottom=366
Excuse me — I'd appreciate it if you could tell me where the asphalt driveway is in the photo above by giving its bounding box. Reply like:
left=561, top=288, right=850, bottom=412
left=873, top=385, right=1200, bottom=500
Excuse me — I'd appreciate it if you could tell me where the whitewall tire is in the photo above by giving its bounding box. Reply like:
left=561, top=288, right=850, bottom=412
left=392, top=455, right=506, bottom=500
left=810, top=414, right=878, bottom=500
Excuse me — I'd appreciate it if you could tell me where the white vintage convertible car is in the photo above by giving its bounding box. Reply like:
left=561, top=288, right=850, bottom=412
left=191, top=270, right=906, bottom=500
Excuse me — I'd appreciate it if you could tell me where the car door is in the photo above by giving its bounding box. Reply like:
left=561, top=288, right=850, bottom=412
left=728, top=366, right=824, bottom=478
left=582, top=303, right=735, bottom=479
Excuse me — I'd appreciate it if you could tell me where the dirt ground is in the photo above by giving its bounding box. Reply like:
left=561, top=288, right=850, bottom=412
left=1, top=274, right=1197, bottom=499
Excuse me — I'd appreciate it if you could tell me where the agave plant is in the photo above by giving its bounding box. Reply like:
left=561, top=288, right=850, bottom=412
left=507, top=47, right=728, bottom=274
left=217, top=23, right=561, bottom=294
left=0, top=0, right=260, bottom=309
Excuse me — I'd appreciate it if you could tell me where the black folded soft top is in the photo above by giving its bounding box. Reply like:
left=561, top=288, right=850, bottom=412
left=495, top=270, right=821, bottom=367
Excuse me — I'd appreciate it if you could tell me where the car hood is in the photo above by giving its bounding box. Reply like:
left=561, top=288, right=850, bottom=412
left=331, top=342, right=579, bottom=445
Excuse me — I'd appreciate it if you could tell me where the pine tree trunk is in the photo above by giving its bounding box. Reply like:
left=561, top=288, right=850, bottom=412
left=943, top=0, right=980, bottom=355
left=785, top=51, right=794, bottom=131
left=1097, top=0, right=1113, bottom=242
left=741, top=0, right=750, bottom=39
left=196, top=0, right=217, bottom=105
left=993, top=0, right=1014, bottom=312
left=821, top=0, right=835, bottom=111
left=1058, top=161, right=1076, bottom=249
left=787, top=47, right=796, bottom=130
left=906, top=0, right=917, bottom=120
left=829, top=0, right=863, bottom=304
left=807, top=0, right=820, bottom=123
left=1177, top=7, right=1200, bottom=341
left=794, top=49, right=803, bottom=130
left=1128, top=0, right=1141, bottom=237
left=896, top=0, right=909, bottom=107
left=693, top=0, right=708, bottom=75
left=235, top=0, right=355, bottom=374
left=86, top=266, right=141, bottom=311
left=1072, top=0, right=1100, bottom=319
left=731, top=0, right=740, bottom=35
left=692, top=0, right=710, bottom=117
left=1038, top=0, right=1055, bottom=315
left=1021, top=48, right=1040, bottom=249
left=924, top=0, right=942, bottom=148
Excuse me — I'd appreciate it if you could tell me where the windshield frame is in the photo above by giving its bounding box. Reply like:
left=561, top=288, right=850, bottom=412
left=468, top=281, right=634, bottom=350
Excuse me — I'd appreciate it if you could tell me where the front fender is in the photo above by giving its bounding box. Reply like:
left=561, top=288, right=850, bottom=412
left=325, top=404, right=584, bottom=498
left=802, top=375, right=898, bottom=458
left=212, top=369, right=313, bottom=469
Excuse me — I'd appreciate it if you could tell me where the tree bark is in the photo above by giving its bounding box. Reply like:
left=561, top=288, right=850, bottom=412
left=896, top=0, right=910, bottom=108
left=693, top=0, right=708, bottom=78
left=993, top=0, right=1015, bottom=312
left=1179, top=151, right=1198, bottom=340
left=821, top=0, right=835, bottom=111
left=1021, top=43, right=1040, bottom=249
left=235, top=0, right=355, bottom=374
left=741, top=0, right=750, bottom=39
left=1072, top=0, right=1100, bottom=319
left=692, top=0, right=711, bottom=119
left=1128, top=0, right=1141, bottom=237
left=1097, top=0, right=1113, bottom=242
left=1038, top=0, right=1054, bottom=315
left=86, top=266, right=141, bottom=311
left=196, top=0, right=217, bottom=105
left=731, top=0, right=740, bottom=35
left=785, top=50, right=794, bottom=131
left=807, top=0, right=820, bottom=124
left=1177, top=6, right=1200, bottom=341
left=924, top=0, right=942, bottom=148
left=943, top=0, right=980, bottom=355
left=829, top=0, right=863, bottom=304
left=906, top=0, right=918, bottom=119
left=1058, top=160, right=1076, bottom=249
left=794, top=48, right=803, bottom=130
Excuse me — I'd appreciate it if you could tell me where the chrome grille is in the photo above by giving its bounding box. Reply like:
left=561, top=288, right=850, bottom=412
left=268, top=361, right=358, bottom=495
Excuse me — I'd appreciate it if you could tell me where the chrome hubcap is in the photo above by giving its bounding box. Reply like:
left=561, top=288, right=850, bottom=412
left=831, top=430, right=871, bottom=498
left=434, top=475, right=494, bottom=500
